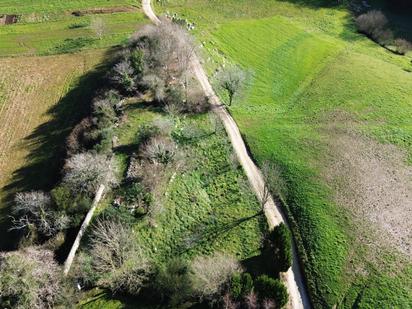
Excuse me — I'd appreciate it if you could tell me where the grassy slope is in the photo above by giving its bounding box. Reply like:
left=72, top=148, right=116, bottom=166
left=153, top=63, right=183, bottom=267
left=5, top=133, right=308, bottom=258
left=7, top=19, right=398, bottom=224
left=80, top=105, right=266, bottom=308
left=0, top=0, right=145, bottom=56
left=155, top=1, right=412, bottom=308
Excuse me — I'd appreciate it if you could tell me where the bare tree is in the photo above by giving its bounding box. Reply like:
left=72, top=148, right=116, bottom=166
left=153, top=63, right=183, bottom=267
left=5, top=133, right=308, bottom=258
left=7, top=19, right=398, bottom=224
left=91, top=17, right=106, bottom=40
left=11, top=191, right=69, bottom=236
left=191, top=252, right=241, bottom=300
left=261, top=161, right=286, bottom=205
left=63, top=152, right=119, bottom=195
left=89, top=219, right=150, bottom=294
left=130, top=20, right=195, bottom=84
left=0, top=247, right=66, bottom=309
left=216, top=66, right=246, bottom=106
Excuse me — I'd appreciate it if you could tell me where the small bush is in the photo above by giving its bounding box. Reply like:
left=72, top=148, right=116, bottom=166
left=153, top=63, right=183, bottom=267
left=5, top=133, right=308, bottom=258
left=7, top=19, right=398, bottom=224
left=254, top=275, right=288, bottom=308
left=51, top=185, right=91, bottom=226
left=230, top=273, right=243, bottom=299
left=355, top=10, right=393, bottom=44
left=141, top=136, right=176, bottom=165
left=393, top=38, right=412, bottom=55
left=118, top=182, right=153, bottom=215
left=136, top=123, right=160, bottom=145
left=111, top=60, right=136, bottom=93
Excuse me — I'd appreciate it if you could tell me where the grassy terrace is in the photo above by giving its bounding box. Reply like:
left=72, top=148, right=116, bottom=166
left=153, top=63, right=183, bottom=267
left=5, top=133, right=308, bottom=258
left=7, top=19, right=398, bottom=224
left=0, top=0, right=145, bottom=56
left=155, top=0, right=412, bottom=308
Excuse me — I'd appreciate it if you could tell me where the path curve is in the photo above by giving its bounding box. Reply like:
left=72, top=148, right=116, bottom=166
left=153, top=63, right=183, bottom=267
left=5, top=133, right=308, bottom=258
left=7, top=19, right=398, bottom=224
left=142, top=1, right=311, bottom=308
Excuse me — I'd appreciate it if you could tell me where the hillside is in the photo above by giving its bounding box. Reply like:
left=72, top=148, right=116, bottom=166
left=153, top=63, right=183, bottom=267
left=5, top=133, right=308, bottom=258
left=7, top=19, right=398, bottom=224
left=154, top=0, right=412, bottom=308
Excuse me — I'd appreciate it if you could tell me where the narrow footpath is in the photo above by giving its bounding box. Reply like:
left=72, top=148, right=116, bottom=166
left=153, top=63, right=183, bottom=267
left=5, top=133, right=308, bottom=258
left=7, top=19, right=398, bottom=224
left=141, top=1, right=311, bottom=308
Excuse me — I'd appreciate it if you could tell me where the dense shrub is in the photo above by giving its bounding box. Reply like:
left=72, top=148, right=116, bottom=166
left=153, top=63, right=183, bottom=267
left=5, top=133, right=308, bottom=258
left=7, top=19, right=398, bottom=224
left=154, top=258, right=193, bottom=306
left=130, top=21, right=194, bottom=83
left=0, top=247, right=69, bottom=309
left=66, top=117, right=93, bottom=156
left=185, top=87, right=210, bottom=114
left=141, top=74, right=166, bottom=102
left=129, top=49, right=144, bottom=76
left=269, top=223, right=292, bottom=273
left=254, top=275, right=288, bottom=308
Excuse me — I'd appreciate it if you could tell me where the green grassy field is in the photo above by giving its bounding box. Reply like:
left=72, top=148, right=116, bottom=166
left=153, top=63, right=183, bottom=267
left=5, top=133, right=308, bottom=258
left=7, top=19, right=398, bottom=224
left=0, top=0, right=136, bottom=14
left=155, top=1, right=412, bottom=308
left=0, top=0, right=145, bottom=56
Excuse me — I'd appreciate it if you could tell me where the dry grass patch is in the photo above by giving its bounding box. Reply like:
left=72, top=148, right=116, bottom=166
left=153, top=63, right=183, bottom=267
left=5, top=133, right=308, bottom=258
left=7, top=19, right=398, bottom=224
left=324, top=125, right=412, bottom=260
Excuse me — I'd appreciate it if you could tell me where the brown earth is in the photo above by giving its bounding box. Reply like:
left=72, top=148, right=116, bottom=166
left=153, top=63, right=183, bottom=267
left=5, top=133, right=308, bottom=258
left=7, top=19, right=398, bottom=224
left=72, top=7, right=135, bottom=17
left=324, top=124, right=412, bottom=259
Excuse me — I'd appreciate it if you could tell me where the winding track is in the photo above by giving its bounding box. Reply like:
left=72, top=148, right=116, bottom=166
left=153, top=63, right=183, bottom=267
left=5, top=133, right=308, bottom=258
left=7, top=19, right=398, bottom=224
left=141, top=1, right=311, bottom=308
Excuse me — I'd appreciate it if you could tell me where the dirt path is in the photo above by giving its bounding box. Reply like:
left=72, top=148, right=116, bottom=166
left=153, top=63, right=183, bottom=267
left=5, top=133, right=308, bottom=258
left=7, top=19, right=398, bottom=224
left=141, top=1, right=311, bottom=308
left=63, top=184, right=105, bottom=275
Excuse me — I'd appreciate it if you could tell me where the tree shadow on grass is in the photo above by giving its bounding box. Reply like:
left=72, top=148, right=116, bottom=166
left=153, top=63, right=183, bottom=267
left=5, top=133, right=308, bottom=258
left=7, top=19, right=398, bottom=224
left=174, top=211, right=265, bottom=256
left=0, top=48, right=120, bottom=251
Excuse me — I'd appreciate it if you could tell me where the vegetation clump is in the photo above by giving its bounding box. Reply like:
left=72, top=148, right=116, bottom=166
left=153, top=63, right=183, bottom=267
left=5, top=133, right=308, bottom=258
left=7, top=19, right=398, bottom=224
left=0, top=247, right=70, bottom=309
